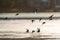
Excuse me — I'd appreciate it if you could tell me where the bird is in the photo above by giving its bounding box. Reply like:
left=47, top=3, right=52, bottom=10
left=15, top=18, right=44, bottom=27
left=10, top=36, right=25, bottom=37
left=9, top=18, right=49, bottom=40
left=35, top=8, right=40, bottom=13
left=32, top=30, right=35, bottom=33
left=37, top=28, right=40, bottom=32
left=33, top=8, right=38, bottom=13
left=39, top=18, right=42, bottom=21
left=26, top=29, right=29, bottom=33
left=16, top=13, right=19, bottom=16
left=5, top=17, right=8, bottom=19
left=42, top=22, right=46, bottom=24
left=49, top=15, right=54, bottom=20
left=31, top=20, right=34, bottom=23
left=35, top=9, right=38, bottom=13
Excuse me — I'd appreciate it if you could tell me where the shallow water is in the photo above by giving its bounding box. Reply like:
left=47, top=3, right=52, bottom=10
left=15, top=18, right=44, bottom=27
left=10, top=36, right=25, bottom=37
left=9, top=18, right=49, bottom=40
left=0, top=19, right=60, bottom=38
left=0, top=38, right=60, bottom=40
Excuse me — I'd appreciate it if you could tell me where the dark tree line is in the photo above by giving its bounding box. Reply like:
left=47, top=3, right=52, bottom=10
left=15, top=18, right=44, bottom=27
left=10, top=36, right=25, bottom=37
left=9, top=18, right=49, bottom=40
left=0, top=0, right=28, bottom=8
left=0, top=0, right=14, bottom=8
left=0, top=0, right=56, bottom=12
left=0, top=0, right=29, bottom=12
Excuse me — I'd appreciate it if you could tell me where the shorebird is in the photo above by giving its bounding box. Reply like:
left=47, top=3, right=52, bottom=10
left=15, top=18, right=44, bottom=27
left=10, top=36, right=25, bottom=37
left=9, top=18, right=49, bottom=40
left=31, top=20, right=34, bottom=23
left=32, top=30, right=35, bottom=33
left=49, top=15, right=54, bottom=20
left=5, top=17, right=8, bottom=19
left=37, top=28, right=40, bottom=32
left=16, top=13, right=19, bottom=16
left=42, top=22, right=46, bottom=24
left=39, top=18, right=42, bottom=21
left=26, top=29, right=29, bottom=33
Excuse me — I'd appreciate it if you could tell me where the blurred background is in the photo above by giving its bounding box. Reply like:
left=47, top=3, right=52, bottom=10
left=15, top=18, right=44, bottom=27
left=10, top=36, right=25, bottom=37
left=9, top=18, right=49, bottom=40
left=0, top=0, right=60, bottom=13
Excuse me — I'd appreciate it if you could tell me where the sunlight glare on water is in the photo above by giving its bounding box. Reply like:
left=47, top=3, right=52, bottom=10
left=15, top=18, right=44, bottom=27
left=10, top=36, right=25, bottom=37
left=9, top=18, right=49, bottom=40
left=0, top=19, right=60, bottom=38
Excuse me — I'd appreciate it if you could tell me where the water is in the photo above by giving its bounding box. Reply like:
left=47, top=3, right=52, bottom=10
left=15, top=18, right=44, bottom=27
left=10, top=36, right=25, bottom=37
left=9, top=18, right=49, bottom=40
left=0, top=19, right=60, bottom=39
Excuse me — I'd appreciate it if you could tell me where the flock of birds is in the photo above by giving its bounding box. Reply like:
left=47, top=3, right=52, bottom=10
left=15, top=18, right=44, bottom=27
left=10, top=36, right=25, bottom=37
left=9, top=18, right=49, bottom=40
left=26, top=15, right=53, bottom=33
left=3, top=9, right=54, bottom=33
